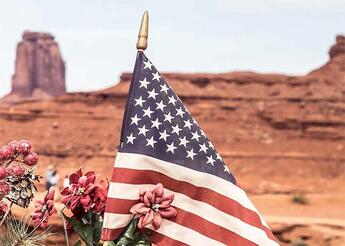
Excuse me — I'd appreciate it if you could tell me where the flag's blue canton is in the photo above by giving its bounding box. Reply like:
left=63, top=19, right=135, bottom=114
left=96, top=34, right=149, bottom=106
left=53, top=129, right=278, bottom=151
left=119, top=52, right=236, bottom=184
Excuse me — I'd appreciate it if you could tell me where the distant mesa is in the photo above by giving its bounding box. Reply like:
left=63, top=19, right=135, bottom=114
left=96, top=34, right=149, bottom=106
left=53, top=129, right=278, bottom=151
left=1, top=31, right=66, bottom=103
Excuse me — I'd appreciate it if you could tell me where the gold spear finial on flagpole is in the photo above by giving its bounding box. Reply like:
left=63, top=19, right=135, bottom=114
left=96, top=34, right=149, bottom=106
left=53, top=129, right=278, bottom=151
left=136, top=10, right=149, bottom=51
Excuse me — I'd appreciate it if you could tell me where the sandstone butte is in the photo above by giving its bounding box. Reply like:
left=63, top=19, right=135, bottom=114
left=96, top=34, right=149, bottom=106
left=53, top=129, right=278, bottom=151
left=1, top=31, right=66, bottom=104
left=0, top=34, right=344, bottom=245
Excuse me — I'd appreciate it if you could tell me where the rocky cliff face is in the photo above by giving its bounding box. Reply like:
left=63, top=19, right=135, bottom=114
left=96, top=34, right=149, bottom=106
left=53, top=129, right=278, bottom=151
left=2, top=31, right=66, bottom=103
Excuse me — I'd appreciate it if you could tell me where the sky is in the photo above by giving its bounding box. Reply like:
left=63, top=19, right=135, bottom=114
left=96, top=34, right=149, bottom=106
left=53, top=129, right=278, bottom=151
left=0, top=0, right=344, bottom=97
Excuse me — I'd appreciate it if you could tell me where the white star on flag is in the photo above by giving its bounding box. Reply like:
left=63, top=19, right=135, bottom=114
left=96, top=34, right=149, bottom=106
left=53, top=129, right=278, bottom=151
left=186, top=148, right=197, bottom=160
left=138, top=125, right=149, bottom=136
left=139, top=78, right=150, bottom=89
left=199, top=143, right=208, bottom=153
left=147, top=88, right=158, bottom=99
left=184, top=119, right=193, bottom=129
left=168, top=96, right=177, bottom=105
left=164, top=112, right=174, bottom=123
left=206, top=155, right=216, bottom=166
left=191, top=131, right=201, bottom=141
left=152, top=72, right=161, bottom=82
left=159, top=130, right=169, bottom=141
left=126, top=133, right=136, bottom=144
left=166, top=142, right=177, bottom=153
left=130, top=114, right=141, bottom=125
left=134, top=96, right=146, bottom=107
left=143, top=107, right=154, bottom=118
left=143, top=60, right=153, bottom=70
left=156, top=100, right=166, bottom=111
left=171, top=124, right=182, bottom=135
left=176, top=107, right=184, bottom=117
left=224, top=164, right=231, bottom=173
left=179, top=136, right=190, bottom=147
left=146, top=136, right=157, bottom=148
left=160, top=84, right=169, bottom=93
left=151, top=118, right=162, bottom=129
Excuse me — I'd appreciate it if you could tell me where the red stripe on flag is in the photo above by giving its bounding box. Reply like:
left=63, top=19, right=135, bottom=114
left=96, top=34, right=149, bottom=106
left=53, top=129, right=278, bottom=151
left=111, top=167, right=276, bottom=241
left=102, top=227, right=124, bottom=241
left=150, top=231, right=189, bottom=246
left=105, top=197, right=257, bottom=245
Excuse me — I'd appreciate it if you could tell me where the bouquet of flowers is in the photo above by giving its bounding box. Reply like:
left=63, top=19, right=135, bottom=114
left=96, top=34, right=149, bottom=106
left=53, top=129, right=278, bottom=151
left=0, top=140, right=174, bottom=246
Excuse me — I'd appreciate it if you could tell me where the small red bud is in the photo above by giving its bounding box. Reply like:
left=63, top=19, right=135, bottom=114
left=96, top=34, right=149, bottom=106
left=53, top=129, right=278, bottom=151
left=0, top=145, right=14, bottom=161
left=0, top=167, right=7, bottom=180
left=0, top=181, right=10, bottom=197
left=7, top=140, right=19, bottom=154
left=18, top=140, right=32, bottom=155
left=6, top=163, right=25, bottom=177
left=23, top=152, right=39, bottom=166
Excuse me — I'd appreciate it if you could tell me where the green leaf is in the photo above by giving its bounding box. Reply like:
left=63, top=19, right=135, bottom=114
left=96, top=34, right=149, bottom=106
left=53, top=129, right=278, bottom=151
left=133, top=229, right=151, bottom=246
left=62, top=212, right=93, bottom=245
left=81, top=211, right=92, bottom=225
left=91, top=212, right=103, bottom=244
left=114, top=219, right=151, bottom=246
left=73, top=240, right=82, bottom=246
left=114, top=218, right=138, bottom=246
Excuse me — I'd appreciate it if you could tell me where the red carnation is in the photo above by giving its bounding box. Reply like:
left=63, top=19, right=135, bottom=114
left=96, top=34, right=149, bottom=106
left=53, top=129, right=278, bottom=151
left=61, top=169, right=97, bottom=212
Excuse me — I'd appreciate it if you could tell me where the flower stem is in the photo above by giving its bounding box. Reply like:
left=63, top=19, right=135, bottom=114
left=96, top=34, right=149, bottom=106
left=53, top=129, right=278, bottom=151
left=4, top=153, right=20, bottom=167
left=61, top=213, right=70, bottom=246
left=59, top=190, right=76, bottom=246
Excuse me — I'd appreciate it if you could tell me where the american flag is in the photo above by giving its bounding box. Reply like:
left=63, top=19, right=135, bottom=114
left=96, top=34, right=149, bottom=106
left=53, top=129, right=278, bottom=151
left=102, top=52, right=278, bottom=245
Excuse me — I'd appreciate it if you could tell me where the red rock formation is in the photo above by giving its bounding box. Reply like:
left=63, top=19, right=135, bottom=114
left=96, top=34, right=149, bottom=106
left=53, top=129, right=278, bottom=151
left=2, top=31, right=66, bottom=103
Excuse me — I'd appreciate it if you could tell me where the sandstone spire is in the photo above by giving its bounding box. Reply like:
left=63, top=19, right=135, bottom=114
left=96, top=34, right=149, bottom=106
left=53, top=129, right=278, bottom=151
left=329, top=35, right=345, bottom=59
left=10, top=31, right=66, bottom=100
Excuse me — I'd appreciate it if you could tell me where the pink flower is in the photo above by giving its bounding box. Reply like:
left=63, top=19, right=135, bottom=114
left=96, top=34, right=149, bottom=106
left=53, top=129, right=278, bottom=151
left=130, top=183, right=177, bottom=230
left=31, top=187, right=57, bottom=228
left=61, top=169, right=97, bottom=212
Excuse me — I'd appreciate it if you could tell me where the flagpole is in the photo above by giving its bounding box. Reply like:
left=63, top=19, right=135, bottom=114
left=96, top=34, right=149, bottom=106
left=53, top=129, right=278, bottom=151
left=102, top=11, right=149, bottom=246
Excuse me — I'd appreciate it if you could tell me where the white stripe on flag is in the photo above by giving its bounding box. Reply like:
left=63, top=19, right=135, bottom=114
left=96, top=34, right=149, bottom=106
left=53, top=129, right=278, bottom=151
left=108, top=182, right=278, bottom=246
left=114, top=152, right=269, bottom=227
left=103, top=213, right=133, bottom=230
left=157, top=218, right=226, bottom=246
